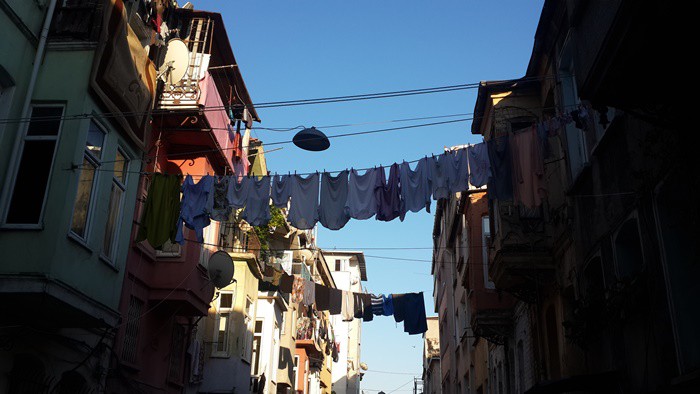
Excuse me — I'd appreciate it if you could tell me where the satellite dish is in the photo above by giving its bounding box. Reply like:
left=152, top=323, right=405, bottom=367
left=208, top=251, right=234, bottom=288
left=158, top=39, right=190, bottom=84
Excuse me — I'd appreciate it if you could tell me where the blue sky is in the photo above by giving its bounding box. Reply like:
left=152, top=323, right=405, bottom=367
left=195, top=0, right=544, bottom=390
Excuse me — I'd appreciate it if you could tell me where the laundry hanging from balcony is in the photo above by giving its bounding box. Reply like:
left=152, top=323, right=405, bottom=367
left=276, top=271, right=428, bottom=335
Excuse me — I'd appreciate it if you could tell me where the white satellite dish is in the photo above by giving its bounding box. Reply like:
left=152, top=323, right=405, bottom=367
left=208, top=251, right=234, bottom=288
left=158, top=39, right=190, bottom=84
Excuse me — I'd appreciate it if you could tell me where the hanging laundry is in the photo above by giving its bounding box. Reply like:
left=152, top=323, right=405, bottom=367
left=467, top=143, right=491, bottom=187
left=328, top=288, right=342, bottom=315
left=241, top=175, right=271, bottom=226
left=209, top=176, right=232, bottom=221
left=315, top=283, right=331, bottom=311
left=360, top=293, right=373, bottom=322
left=382, top=294, right=394, bottom=317
left=226, top=175, right=250, bottom=209
left=392, top=293, right=406, bottom=323
left=371, top=294, right=384, bottom=316
left=403, top=292, right=428, bottom=335
left=175, top=175, right=215, bottom=244
left=374, top=164, right=401, bottom=222
left=291, top=276, right=305, bottom=304
left=399, top=158, right=432, bottom=221
left=136, top=173, right=182, bottom=249
left=448, top=148, right=470, bottom=194
left=346, top=168, right=378, bottom=220
left=288, top=173, right=320, bottom=230
left=341, top=291, right=354, bottom=322
left=302, top=279, right=316, bottom=306
left=319, top=170, right=351, bottom=230
left=510, top=126, right=546, bottom=208
left=430, top=153, right=455, bottom=200
left=353, top=293, right=364, bottom=319
left=487, top=136, right=514, bottom=200
left=271, top=174, right=291, bottom=208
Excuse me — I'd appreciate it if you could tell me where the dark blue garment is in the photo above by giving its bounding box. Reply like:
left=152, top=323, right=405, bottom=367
left=176, top=175, right=215, bottom=244
left=271, top=174, right=291, bottom=208
left=319, top=170, right=350, bottom=230
left=399, top=158, right=432, bottom=221
left=392, top=293, right=406, bottom=323
left=487, top=136, right=514, bottom=200
left=382, top=294, right=394, bottom=316
left=403, top=292, right=428, bottom=335
left=374, top=164, right=401, bottom=222
left=288, top=173, right=320, bottom=230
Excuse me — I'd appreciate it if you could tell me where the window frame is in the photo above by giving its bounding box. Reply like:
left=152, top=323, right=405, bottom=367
left=251, top=318, right=264, bottom=375
left=2, top=104, right=65, bottom=229
left=69, top=119, right=106, bottom=242
left=212, top=291, right=235, bottom=357
left=482, top=216, right=495, bottom=289
left=242, top=297, right=255, bottom=362
left=100, top=146, right=129, bottom=265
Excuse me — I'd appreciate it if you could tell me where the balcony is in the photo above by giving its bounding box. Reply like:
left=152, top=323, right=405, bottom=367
left=154, top=10, right=259, bottom=173
left=469, top=289, right=514, bottom=345
left=296, top=316, right=323, bottom=358
left=148, top=261, right=214, bottom=316
left=488, top=200, right=555, bottom=302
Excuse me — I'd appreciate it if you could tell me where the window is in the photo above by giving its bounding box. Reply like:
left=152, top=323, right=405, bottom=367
left=251, top=319, right=263, bottom=375
left=292, top=355, right=299, bottom=388
left=213, top=292, right=234, bottom=356
left=243, top=297, right=254, bottom=360
left=558, top=38, right=587, bottom=181
left=102, top=148, right=128, bottom=262
left=335, top=259, right=342, bottom=271
left=482, top=216, right=494, bottom=289
left=122, top=296, right=143, bottom=363
left=168, top=323, right=185, bottom=382
left=5, top=106, right=64, bottom=226
left=70, top=121, right=105, bottom=239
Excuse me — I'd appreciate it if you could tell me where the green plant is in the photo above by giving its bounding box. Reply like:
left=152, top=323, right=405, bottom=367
left=254, top=205, right=286, bottom=261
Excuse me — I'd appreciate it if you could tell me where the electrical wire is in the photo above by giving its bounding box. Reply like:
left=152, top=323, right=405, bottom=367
left=253, top=112, right=472, bottom=132
left=0, top=74, right=564, bottom=125
left=65, top=118, right=470, bottom=170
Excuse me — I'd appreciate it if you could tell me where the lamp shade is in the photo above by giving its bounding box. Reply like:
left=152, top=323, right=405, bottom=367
left=292, top=127, right=330, bottom=151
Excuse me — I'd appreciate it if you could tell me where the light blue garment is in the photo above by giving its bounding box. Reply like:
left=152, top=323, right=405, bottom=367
left=399, top=158, right=432, bottom=220
left=176, top=175, right=215, bottom=244
left=448, top=148, right=470, bottom=194
left=319, top=170, right=350, bottom=230
left=467, top=143, right=491, bottom=187
left=271, top=174, right=291, bottom=208
left=241, top=176, right=271, bottom=226
left=288, top=173, right=320, bottom=230
left=226, top=175, right=250, bottom=209
left=345, top=168, right=378, bottom=220
left=430, top=154, right=454, bottom=200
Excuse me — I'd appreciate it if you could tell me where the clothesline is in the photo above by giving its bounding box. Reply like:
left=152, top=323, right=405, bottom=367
left=268, top=266, right=428, bottom=335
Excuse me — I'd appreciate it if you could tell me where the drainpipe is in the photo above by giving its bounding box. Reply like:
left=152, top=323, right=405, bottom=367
left=0, top=0, right=58, bottom=213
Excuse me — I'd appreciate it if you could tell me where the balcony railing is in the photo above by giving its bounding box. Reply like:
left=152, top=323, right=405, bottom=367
left=49, top=2, right=102, bottom=41
left=488, top=200, right=555, bottom=301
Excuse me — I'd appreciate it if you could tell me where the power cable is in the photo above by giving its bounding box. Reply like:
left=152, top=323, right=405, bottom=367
left=0, top=74, right=564, bottom=125
left=66, top=118, right=471, bottom=169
